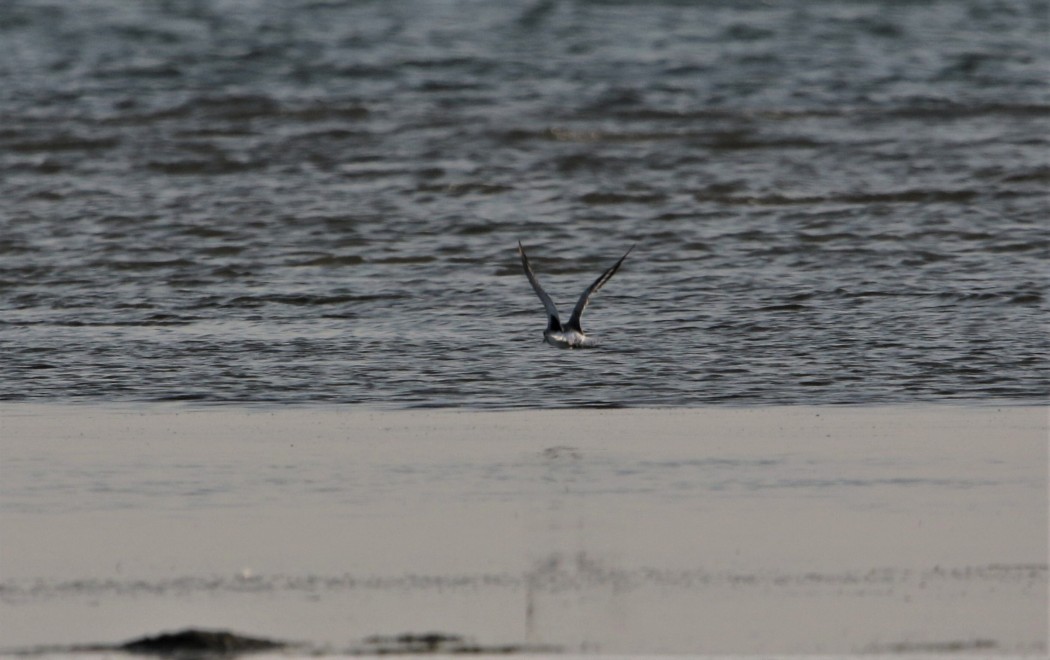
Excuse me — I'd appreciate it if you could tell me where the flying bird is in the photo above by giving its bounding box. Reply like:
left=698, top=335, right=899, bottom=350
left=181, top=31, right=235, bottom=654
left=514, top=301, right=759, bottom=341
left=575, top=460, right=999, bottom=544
left=518, top=241, right=633, bottom=348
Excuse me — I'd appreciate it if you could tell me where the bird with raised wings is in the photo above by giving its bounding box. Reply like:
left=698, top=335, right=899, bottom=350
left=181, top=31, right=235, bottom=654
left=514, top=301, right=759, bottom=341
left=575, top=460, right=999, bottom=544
left=517, top=241, right=633, bottom=348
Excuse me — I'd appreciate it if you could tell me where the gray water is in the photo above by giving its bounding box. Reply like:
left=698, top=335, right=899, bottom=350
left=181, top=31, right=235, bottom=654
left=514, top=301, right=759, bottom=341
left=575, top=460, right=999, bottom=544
left=1, top=0, right=1047, bottom=407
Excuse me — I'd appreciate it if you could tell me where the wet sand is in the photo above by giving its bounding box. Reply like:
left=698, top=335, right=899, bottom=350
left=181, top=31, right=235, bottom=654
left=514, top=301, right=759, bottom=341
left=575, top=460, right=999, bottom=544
left=1, top=404, right=1046, bottom=656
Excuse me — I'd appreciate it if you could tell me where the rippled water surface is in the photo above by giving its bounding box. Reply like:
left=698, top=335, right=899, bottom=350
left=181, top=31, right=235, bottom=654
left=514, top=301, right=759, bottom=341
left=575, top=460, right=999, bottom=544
left=1, top=0, right=1047, bottom=407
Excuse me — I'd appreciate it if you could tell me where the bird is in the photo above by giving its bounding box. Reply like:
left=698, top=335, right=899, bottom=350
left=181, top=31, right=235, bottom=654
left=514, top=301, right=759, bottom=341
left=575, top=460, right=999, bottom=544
left=518, top=241, right=633, bottom=348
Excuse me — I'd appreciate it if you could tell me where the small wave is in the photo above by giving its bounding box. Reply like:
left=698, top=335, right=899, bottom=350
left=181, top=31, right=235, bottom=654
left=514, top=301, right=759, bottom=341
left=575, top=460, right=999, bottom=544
left=289, top=255, right=364, bottom=267
left=697, top=189, right=982, bottom=206
left=8, top=134, right=120, bottom=153
left=146, top=157, right=257, bottom=175
left=755, top=303, right=808, bottom=312
left=92, top=258, right=195, bottom=271
left=222, top=293, right=402, bottom=308
left=580, top=191, right=666, bottom=205
left=371, top=255, right=436, bottom=265
left=417, top=181, right=513, bottom=196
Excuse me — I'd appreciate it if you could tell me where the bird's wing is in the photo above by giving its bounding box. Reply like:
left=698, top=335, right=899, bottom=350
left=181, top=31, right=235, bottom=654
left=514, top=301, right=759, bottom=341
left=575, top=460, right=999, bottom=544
left=518, top=241, right=562, bottom=332
left=566, top=244, right=634, bottom=333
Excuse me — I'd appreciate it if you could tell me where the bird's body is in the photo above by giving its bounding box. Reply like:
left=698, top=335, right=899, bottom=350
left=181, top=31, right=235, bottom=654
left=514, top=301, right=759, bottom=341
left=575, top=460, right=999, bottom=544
left=544, top=327, right=591, bottom=349
left=517, top=241, right=633, bottom=348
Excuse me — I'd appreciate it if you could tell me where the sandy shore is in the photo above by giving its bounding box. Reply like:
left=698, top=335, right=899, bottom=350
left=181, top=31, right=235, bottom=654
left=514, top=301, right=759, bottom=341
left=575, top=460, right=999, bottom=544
left=1, top=404, right=1046, bottom=656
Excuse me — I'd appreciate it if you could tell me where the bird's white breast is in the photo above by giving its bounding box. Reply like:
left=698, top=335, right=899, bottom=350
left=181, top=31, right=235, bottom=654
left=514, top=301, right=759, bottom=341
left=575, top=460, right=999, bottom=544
left=544, top=329, right=596, bottom=348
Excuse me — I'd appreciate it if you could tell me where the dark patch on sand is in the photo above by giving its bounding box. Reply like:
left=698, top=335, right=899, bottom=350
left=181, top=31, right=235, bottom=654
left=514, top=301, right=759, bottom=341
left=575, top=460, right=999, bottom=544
left=6, top=629, right=557, bottom=657
left=541, top=445, right=581, bottom=461
left=8, top=629, right=293, bottom=658
left=867, top=638, right=998, bottom=653
left=355, top=632, right=559, bottom=654
left=120, top=628, right=287, bottom=655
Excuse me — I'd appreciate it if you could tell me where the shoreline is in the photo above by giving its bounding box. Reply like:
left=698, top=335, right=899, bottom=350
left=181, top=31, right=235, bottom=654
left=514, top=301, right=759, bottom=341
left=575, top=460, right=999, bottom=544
left=1, top=404, right=1046, bottom=655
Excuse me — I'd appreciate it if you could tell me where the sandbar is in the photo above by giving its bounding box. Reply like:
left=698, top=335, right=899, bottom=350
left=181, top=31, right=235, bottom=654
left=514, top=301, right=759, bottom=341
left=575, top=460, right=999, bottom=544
left=0, top=404, right=1046, bottom=656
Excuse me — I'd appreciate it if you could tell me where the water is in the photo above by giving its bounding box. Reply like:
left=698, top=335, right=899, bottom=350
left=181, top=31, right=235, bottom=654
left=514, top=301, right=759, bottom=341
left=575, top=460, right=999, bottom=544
left=1, top=0, right=1047, bottom=407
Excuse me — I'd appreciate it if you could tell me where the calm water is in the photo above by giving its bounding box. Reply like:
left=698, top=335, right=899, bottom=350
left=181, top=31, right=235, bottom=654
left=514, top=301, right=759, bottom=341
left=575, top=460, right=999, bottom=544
left=1, top=0, right=1047, bottom=407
